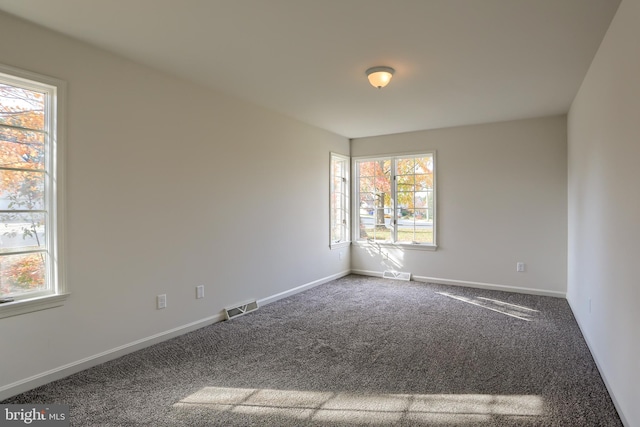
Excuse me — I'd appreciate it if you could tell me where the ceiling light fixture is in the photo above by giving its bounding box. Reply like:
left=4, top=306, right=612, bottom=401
left=366, top=66, right=395, bottom=89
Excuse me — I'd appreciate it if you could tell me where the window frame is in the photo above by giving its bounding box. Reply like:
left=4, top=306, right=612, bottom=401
left=329, top=152, right=350, bottom=249
left=352, top=151, right=437, bottom=251
left=0, top=63, right=67, bottom=319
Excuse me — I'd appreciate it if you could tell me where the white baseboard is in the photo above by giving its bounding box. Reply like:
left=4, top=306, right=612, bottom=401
left=566, top=299, right=629, bottom=427
left=258, top=270, right=351, bottom=306
left=0, top=313, right=225, bottom=401
left=0, top=270, right=351, bottom=401
left=351, top=269, right=383, bottom=278
left=352, top=269, right=565, bottom=298
left=0, top=269, right=566, bottom=402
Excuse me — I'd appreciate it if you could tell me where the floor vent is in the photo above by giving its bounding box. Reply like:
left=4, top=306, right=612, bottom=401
left=382, top=270, right=411, bottom=281
left=224, top=300, right=259, bottom=320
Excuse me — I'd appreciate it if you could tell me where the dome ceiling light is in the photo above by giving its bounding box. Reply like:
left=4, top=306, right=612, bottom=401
left=366, top=66, right=395, bottom=89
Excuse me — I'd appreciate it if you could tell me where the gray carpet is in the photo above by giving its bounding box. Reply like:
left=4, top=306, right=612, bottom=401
left=3, top=275, right=622, bottom=426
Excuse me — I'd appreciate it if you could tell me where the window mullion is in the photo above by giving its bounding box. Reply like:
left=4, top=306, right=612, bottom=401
left=392, top=159, right=397, bottom=243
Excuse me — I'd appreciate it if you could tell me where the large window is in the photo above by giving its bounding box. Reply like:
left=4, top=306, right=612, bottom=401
left=330, top=153, right=350, bottom=248
left=0, top=64, right=66, bottom=318
left=354, top=153, right=435, bottom=248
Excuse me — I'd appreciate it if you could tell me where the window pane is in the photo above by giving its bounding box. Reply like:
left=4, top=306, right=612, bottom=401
left=357, top=159, right=392, bottom=242
left=0, top=67, right=62, bottom=307
left=332, top=158, right=344, bottom=177
left=373, top=227, right=391, bottom=241
left=357, top=154, right=434, bottom=245
left=415, top=191, right=429, bottom=208
left=416, top=174, right=432, bottom=191
left=0, top=252, right=47, bottom=297
left=375, top=175, right=391, bottom=193
left=331, top=203, right=346, bottom=242
left=330, top=154, right=349, bottom=246
left=415, top=155, right=433, bottom=173
left=397, top=191, right=414, bottom=210
left=331, top=223, right=343, bottom=243
left=359, top=177, right=374, bottom=193
left=361, top=222, right=391, bottom=241
left=397, top=174, right=414, bottom=192
left=397, top=157, right=415, bottom=175
left=0, top=212, right=46, bottom=252
left=360, top=191, right=378, bottom=240
left=359, top=191, right=375, bottom=206
left=397, top=209, right=433, bottom=244
left=0, top=127, right=45, bottom=170
left=0, top=84, right=45, bottom=131
left=374, top=161, right=391, bottom=192
left=414, top=209, right=433, bottom=244
left=358, top=161, right=377, bottom=178
left=374, top=159, right=391, bottom=176
left=331, top=212, right=342, bottom=242
left=358, top=160, right=390, bottom=188
left=360, top=221, right=374, bottom=240
left=0, top=169, right=45, bottom=210
left=330, top=176, right=338, bottom=193
left=332, top=185, right=343, bottom=201
left=360, top=189, right=392, bottom=239
left=394, top=154, right=435, bottom=245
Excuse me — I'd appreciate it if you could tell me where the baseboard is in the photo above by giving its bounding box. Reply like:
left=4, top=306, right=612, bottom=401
left=566, top=299, right=629, bottom=427
left=0, top=270, right=351, bottom=401
left=258, top=270, right=351, bottom=306
left=0, top=313, right=225, bottom=401
left=350, top=269, right=383, bottom=278
left=414, top=275, right=566, bottom=298
left=352, top=269, right=565, bottom=298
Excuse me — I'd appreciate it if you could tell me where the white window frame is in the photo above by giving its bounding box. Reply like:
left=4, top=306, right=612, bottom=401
left=0, top=64, right=67, bottom=319
left=330, top=152, right=350, bottom=249
left=352, top=151, right=437, bottom=251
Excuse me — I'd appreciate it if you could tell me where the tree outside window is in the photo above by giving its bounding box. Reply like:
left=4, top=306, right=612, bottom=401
left=0, top=68, right=61, bottom=303
left=355, top=153, right=435, bottom=246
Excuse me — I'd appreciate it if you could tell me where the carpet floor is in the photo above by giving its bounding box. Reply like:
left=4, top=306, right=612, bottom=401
left=2, top=275, right=622, bottom=426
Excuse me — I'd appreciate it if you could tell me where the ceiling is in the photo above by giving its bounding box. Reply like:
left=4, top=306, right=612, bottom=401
left=0, top=0, right=621, bottom=138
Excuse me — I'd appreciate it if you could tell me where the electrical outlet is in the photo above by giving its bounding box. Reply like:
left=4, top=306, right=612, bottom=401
left=157, top=294, right=167, bottom=309
left=196, top=285, right=204, bottom=299
left=339, top=251, right=343, bottom=260
left=516, top=262, right=525, bottom=272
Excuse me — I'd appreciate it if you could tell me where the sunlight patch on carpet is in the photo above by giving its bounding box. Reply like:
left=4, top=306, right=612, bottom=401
left=436, top=292, right=539, bottom=321
left=173, top=387, right=545, bottom=424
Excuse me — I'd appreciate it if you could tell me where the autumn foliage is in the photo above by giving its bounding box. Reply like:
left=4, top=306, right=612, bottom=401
left=357, top=156, right=434, bottom=243
left=0, top=82, right=47, bottom=296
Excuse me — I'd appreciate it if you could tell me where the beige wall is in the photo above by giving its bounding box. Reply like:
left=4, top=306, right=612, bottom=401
left=351, top=116, right=567, bottom=296
left=0, top=12, right=349, bottom=397
left=568, top=0, right=640, bottom=424
left=5, top=4, right=635, bottom=421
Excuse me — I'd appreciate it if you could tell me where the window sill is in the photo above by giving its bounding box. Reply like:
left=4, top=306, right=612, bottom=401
left=330, top=241, right=351, bottom=250
left=0, top=293, right=69, bottom=319
left=353, top=240, right=438, bottom=251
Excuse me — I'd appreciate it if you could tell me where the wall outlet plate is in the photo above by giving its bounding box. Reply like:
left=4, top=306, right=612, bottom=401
left=157, top=294, right=167, bottom=309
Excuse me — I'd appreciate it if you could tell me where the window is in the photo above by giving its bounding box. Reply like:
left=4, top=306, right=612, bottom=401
left=0, top=64, right=66, bottom=318
left=330, top=153, right=350, bottom=248
left=354, top=152, right=436, bottom=248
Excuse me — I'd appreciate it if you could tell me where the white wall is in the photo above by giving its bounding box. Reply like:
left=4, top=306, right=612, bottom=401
left=351, top=116, right=567, bottom=296
left=567, top=0, right=640, bottom=425
left=0, top=12, right=349, bottom=398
